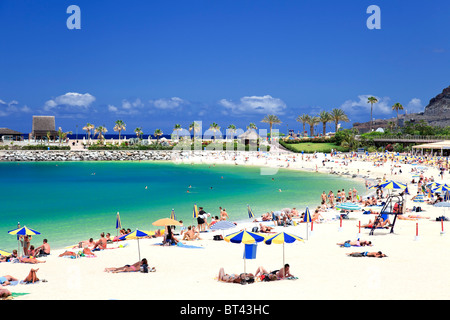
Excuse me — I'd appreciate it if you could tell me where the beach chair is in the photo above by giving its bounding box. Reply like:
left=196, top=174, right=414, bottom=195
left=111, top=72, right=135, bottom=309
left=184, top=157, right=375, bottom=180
left=369, top=194, right=404, bottom=236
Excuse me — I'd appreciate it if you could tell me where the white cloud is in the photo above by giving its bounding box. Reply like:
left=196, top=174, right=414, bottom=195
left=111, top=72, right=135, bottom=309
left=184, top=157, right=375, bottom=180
left=0, top=98, right=32, bottom=117
left=407, top=98, right=424, bottom=113
left=219, top=95, right=287, bottom=115
left=149, top=97, right=188, bottom=110
left=340, top=95, right=392, bottom=120
left=108, top=98, right=145, bottom=115
left=108, top=105, right=118, bottom=112
left=44, top=92, right=96, bottom=111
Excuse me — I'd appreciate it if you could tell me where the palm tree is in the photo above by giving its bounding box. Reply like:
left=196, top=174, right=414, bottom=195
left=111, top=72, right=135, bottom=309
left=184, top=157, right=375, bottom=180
left=367, top=96, right=378, bottom=131
left=306, top=116, right=320, bottom=137
left=392, top=103, right=404, bottom=129
left=154, top=129, right=163, bottom=144
left=113, top=120, right=126, bottom=143
left=319, top=111, right=331, bottom=136
left=46, top=131, right=51, bottom=146
left=261, top=114, right=282, bottom=141
left=189, top=121, right=201, bottom=142
left=247, top=123, right=258, bottom=130
left=227, top=124, right=237, bottom=139
left=330, top=108, right=349, bottom=133
left=134, top=127, right=143, bottom=139
left=83, top=123, right=94, bottom=145
left=296, top=114, right=310, bottom=137
left=95, top=125, right=108, bottom=144
left=209, top=122, right=221, bottom=141
left=173, top=124, right=182, bottom=140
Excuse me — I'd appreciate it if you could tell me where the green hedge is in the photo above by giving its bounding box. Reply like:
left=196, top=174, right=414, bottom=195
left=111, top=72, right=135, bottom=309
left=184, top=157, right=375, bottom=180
left=21, top=145, right=71, bottom=150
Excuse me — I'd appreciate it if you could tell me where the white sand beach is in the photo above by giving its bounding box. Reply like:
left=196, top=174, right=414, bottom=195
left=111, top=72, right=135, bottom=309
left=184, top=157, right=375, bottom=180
left=1, top=151, right=450, bottom=300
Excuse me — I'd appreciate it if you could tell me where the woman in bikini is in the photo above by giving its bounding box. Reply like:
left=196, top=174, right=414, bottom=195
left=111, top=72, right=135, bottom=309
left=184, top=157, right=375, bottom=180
left=104, top=258, right=148, bottom=273
left=217, top=268, right=254, bottom=284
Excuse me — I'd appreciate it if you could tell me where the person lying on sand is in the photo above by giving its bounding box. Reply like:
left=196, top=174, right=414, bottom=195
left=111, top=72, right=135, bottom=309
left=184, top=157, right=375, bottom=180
left=359, top=218, right=392, bottom=229
left=0, top=275, right=18, bottom=286
left=0, top=285, right=11, bottom=299
left=259, top=223, right=274, bottom=233
left=19, top=256, right=46, bottom=264
left=337, top=240, right=372, bottom=247
left=59, top=247, right=96, bottom=258
left=255, top=264, right=295, bottom=280
left=346, top=251, right=387, bottom=258
left=217, top=268, right=254, bottom=284
left=104, top=259, right=152, bottom=273
left=0, top=268, right=42, bottom=286
left=23, top=268, right=40, bottom=284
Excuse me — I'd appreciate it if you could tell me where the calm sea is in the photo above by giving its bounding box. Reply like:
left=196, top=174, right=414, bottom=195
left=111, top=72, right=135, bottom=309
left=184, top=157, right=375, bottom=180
left=0, top=161, right=364, bottom=250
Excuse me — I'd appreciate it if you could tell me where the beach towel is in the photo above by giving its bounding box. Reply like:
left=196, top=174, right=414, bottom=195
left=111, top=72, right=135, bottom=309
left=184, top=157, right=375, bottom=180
left=176, top=242, right=204, bottom=249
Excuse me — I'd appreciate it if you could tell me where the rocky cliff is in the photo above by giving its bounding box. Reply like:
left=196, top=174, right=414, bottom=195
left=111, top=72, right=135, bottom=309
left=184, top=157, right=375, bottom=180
left=353, top=85, right=450, bottom=133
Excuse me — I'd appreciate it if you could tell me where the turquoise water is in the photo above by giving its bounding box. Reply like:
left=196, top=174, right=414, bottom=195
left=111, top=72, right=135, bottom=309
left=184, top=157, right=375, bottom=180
left=0, top=161, right=364, bottom=250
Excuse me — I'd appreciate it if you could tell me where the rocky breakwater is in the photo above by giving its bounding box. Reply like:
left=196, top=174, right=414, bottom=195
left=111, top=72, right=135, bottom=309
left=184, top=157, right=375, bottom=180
left=0, top=150, right=177, bottom=162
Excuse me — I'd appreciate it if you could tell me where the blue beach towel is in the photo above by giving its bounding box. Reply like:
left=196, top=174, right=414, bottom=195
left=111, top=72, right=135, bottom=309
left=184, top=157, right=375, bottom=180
left=176, top=242, right=204, bottom=249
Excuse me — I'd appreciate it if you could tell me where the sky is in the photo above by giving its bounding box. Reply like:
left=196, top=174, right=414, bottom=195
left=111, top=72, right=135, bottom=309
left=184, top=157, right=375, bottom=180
left=0, top=0, right=449, bottom=136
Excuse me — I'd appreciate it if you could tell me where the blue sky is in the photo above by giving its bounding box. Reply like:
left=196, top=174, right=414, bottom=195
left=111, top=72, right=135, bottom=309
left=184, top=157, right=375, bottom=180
left=0, top=0, right=449, bottom=135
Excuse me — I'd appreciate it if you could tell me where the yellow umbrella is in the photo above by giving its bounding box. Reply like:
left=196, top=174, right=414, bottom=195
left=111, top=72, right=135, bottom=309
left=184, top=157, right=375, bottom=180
left=152, top=218, right=182, bottom=227
left=0, top=249, right=11, bottom=256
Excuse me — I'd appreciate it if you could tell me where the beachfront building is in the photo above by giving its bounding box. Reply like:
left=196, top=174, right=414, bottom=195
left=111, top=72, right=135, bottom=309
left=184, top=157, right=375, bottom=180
left=412, top=140, right=450, bottom=157
left=238, top=129, right=261, bottom=146
left=0, top=128, right=23, bottom=142
left=30, top=116, right=58, bottom=141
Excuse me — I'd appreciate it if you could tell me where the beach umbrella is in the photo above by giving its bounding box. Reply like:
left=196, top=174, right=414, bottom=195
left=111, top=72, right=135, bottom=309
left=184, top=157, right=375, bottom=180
left=247, top=205, right=255, bottom=219
left=210, top=220, right=235, bottom=231
left=170, top=209, right=176, bottom=220
left=8, top=226, right=41, bottom=257
left=119, top=229, right=150, bottom=261
left=264, top=232, right=304, bottom=277
left=336, top=203, right=361, bottom=211
left=379, top=180, right=407, bottom=190
left=7, top=226, right=41, bottom=236
left=433, top=185, right=450, bottom=194
left=303, top=207, right=311, bottom=240
left=115, top=212, right=122, bottom=237
left=152, top=218, right=182, bottom=227
left=193, top=203, right=199, bottom=219
left=210, top=220, right=236, bottom=238
left=224, top=230, right=265, bottom=274
left=0, top=249, right=11, bottom=256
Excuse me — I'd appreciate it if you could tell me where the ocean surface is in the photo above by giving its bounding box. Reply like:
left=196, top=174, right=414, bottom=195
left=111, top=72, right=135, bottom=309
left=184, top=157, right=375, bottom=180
left=0, top=161, right=364, bottom=250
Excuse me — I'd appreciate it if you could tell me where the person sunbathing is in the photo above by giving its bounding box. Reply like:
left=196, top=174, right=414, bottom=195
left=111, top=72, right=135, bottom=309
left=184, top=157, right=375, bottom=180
left=0, top=275, right=18, bottom=286
left=337, top=239, right=372, bottom=247
left=254, top=266, right=279, bottom=281
left=104, top=259, right=148, bottom=273
left=23, top=268, right=40, bottom=284
left=359, top=218, right=391, bottom=229
left=346, top=251, right=387, bottom=258
left=0, top=285, right=11, bottom=299
left=217, top=268, right=254, bottom=284
left=259, top=223, right=273, bottom=233
left=18, top=256, right=46, bottom=264
left=59, top=247, right=96, bottom=258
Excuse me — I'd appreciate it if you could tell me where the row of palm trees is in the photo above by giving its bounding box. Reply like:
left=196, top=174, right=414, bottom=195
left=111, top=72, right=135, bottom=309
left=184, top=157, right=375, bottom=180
left=367, top=96, right=404, bottom=130
left=296, top=108, right=349, bottom=137
left=82, top=109, right=352, bottom=145
left=82, top=121, right=164, bottom=144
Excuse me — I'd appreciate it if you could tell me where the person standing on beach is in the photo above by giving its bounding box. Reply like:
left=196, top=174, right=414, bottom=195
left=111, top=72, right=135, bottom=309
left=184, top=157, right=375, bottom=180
left=220, top=208, right=229, bottom=221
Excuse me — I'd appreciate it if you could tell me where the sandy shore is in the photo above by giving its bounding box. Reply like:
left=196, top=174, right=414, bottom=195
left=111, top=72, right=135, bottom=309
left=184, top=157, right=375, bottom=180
left=2, top=151, right=450, bottom=300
